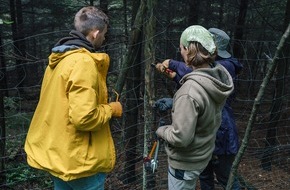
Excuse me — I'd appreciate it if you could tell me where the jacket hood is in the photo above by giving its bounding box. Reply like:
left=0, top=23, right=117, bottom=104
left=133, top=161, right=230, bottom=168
left=180, top=63, right=233, bottom=105
left=48, top=47, right=110, bottom=76
left=48, top=46, right=85, bottom=69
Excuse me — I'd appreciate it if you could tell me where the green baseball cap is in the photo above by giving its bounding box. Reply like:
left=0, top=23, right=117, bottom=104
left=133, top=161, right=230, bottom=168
left=180, top=25, right=216, bottom=55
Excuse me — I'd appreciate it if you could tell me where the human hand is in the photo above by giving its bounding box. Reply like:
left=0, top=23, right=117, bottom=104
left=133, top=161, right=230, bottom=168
left=155, top=63, right=165, bottom=73
left=155, top=60, right=176, bottom=79
left=153, top=98, right=173, bottom=112
left=109, top=102, right=123, bottom=117
left=155, top=59, right=170, bottom=72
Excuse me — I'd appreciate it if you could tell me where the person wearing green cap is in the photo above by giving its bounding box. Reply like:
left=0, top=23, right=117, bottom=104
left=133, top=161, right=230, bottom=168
left=154, top=27, right=243, bottom=189
left=155, top=25, right=234, bottom=190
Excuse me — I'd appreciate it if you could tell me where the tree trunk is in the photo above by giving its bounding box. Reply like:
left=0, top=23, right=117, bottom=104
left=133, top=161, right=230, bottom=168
left=99, top=0, right=108, bottom=52
left=218, top=0, right=225, bottom=28
left=99, top=0, right=108, bottom=15
left=113, top=0, right=146, bottom=95
left=123, top=0, right=128, bottom=43
left=188, top=0, right=199, bottom=24
left=122, top=0, right=142, bottom=184
left=25, top=0, right=40, bottom=91
left=10, top=0, right=27, bottom=94
left=0, top=22, right=7, bottom=187
left=233, top=0, right=249, bottom=59
left=143, top=0, right=157, bottom=189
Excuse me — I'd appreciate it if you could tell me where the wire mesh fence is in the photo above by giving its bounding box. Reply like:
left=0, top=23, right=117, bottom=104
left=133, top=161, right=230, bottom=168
left=0, top=31, right=290, bottom=190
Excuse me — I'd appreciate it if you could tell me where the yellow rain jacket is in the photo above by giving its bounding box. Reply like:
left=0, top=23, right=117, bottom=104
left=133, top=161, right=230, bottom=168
left=25, top=47, right=115, bottom=181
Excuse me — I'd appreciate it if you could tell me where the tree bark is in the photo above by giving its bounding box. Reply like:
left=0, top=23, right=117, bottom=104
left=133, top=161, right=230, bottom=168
left=218, top=0, right=225, bottom=28
left=233, top=0, right=249, bottom=59
left=99, top=0, right=108, bottom=15
left=188, top=0, right=200, bottom=24
left=10, top=0, right=27, bottom=93
left=99, top=0, right=108, bottom=52
left=0, top=21, right=7, bottom=187
left=113, top=0, right=146, bottom=95
left=122, top=0, right=142, bottom=184
left=143, top=0, right=157, bottom=189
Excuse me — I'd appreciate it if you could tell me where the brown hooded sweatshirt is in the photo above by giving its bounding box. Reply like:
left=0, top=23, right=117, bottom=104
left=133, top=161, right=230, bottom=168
left=156, top=63, right=234, bottom=171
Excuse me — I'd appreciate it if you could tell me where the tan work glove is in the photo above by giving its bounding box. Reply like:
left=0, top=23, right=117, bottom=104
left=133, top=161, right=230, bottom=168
left=109, top=102, right=123, bottom=117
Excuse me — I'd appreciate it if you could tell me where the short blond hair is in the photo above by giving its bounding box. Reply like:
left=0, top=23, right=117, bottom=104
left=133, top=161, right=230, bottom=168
left=74, top=6, right=109, bottom=36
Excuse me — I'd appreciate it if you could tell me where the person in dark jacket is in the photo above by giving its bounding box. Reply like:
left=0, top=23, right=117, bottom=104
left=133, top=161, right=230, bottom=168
left=154, top=28, right=242, bottom=190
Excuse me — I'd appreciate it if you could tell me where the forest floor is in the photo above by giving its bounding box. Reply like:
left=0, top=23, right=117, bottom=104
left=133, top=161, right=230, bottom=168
left=106, top=147, right=290, bottom=190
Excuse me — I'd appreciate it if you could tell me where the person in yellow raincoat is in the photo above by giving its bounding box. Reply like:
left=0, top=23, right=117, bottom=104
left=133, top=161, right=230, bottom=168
left=24, top=6, right=122, bottom=190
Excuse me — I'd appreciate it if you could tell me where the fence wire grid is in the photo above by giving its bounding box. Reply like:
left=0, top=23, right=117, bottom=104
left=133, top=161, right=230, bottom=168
left=0, top=29, right=290, bottom=190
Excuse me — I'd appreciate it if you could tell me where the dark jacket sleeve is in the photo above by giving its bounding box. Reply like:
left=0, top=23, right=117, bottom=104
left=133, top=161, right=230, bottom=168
left=168, top=59, right=193, bottom=84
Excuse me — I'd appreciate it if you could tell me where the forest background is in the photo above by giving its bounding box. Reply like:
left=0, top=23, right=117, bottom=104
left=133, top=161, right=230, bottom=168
left=0, top=0, right=289, bottom=189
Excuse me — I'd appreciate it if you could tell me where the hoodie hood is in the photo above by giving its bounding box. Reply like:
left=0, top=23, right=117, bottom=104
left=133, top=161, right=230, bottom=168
left=216, top=57, right=243, bottom=107
left=47, top=30, right=98, bottom=69
left=54, top=30, right=95, bottom=52
left=180, top=63, right=233, bottom=105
